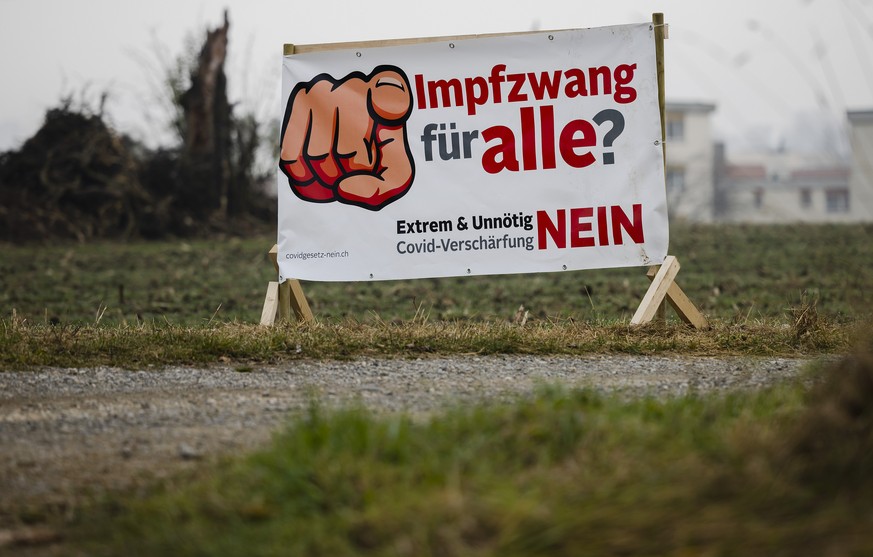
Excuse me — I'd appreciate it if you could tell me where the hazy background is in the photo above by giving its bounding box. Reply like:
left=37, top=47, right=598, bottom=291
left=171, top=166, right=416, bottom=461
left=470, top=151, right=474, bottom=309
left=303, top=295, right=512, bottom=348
left=1, top=0, right=871, bottom=156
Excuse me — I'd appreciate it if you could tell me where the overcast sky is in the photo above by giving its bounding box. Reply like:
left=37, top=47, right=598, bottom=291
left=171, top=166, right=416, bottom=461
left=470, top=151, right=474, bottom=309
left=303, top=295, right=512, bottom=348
left=1, top=0, right=871, bottom=155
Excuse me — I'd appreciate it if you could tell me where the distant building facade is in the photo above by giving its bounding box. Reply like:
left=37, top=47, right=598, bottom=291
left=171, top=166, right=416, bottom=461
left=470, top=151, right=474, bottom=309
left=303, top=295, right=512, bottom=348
left=663, top=102, right=717, bottom=222
left=662, top=102, right=873, bottom=223
left=847, top=110, right=873, bottom=221
left=718, top=157, right=852, bottom=223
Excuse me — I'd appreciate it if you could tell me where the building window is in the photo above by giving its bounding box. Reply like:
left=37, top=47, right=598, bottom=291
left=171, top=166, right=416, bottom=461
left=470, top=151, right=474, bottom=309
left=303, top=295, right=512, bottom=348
left=825, top=189, right=850, bottom=213
left=666, top=114, right=684, bottom=142
left=666, top=168, right=685, bottom=196
left=800, top=189, right=812, bottom=209
left=754, top=188, right=764, bottom=209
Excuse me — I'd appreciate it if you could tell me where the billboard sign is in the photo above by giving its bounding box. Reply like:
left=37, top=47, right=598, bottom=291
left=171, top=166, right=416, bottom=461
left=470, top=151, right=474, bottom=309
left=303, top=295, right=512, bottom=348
left=278, top=23, right=667, bottom=282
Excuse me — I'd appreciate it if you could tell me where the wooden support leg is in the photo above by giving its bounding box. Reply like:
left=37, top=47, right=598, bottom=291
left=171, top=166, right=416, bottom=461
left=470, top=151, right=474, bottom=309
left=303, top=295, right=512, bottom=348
left=287, top=278, right=314, bottom=322
left=657, top=278, right=710, bottom=329
left=262, top=244, right=314, bottom=325
left=631, top=255, right=709, bottom=329
left=631, top=256, right=680, bottom=325
left=260, top=281, right=279, bottom=326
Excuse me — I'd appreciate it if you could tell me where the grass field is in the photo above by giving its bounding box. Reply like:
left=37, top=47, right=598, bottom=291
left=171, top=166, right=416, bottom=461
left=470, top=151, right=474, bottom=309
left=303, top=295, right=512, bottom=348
left=0, top=225, right=873, bottom=369
left=2, top=223, right=870, bottom=368
left=3, top=223, right=872, bottom=326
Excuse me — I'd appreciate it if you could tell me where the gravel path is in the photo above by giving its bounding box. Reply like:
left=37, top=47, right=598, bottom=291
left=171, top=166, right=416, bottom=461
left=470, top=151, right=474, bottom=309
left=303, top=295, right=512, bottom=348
left=0, top=354, right=812, bottom=535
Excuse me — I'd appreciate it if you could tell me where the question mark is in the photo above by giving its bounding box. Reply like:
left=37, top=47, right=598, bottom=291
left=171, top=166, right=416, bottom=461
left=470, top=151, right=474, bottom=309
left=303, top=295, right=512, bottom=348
left=593, top=109, right=625, bottom=165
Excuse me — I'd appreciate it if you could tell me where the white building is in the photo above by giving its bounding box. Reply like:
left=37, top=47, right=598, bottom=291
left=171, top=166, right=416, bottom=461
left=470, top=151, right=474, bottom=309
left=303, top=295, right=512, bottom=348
left=716, top=110, right=873, bottom=223
left=847, top=110, right=873, bottom=221
left=660, top=102, right=873, bottom=223
left=663, top=102, right=717, bottom=222
left=718, top=158, right=852, bottom=223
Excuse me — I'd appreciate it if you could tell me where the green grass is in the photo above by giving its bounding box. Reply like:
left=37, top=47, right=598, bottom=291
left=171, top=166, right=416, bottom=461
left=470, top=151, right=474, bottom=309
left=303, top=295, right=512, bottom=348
left=0, top=318, right=859, bottom=370
left=2, top=223, right=869, bottom=368
left=68, top=344, right=873, bottom=556
left=2, top=223, right=872, bottom=326
left=1, top=236, right=273, bottom=326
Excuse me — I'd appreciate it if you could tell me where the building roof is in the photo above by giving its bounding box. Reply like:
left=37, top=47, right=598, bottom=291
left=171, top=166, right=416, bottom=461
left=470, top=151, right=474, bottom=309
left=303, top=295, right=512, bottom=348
left=790, top=167, right=851, bottom=180
left=726, top=164, right=767, bottom=180
left=666, top=101, right=716, bottom=114
left=848, top=110, right=873, bottom=123
left=724, top=164, right=850, bottom=189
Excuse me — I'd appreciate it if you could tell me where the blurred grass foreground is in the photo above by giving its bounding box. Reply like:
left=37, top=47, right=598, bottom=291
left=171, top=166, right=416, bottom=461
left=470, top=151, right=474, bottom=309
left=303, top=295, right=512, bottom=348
left=68, top=339, right=873, bottom=556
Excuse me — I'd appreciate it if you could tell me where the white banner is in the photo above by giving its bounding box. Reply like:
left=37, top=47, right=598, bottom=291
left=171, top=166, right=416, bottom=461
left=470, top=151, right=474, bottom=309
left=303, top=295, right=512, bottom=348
left=278, top=23, right=668, bottom=282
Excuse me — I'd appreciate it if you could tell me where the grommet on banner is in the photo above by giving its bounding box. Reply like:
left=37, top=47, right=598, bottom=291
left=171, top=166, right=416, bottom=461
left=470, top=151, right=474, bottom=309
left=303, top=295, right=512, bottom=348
left=356, top=52, right=361, bottom=57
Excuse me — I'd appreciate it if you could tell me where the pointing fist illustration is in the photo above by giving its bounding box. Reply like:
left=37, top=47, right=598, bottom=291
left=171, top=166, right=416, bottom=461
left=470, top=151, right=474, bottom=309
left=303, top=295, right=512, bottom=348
left=279, top=65, right=415, bottom=210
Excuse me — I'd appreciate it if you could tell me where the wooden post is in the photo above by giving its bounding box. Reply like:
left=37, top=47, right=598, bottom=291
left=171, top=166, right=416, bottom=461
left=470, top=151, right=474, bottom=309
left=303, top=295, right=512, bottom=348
left=653, top=12, right=666, bottom=168
left=260, top=244, right=314, bottom=325
left=628, top=14, right=709, bottom=330
left=653, top=12, right=668, bottom=323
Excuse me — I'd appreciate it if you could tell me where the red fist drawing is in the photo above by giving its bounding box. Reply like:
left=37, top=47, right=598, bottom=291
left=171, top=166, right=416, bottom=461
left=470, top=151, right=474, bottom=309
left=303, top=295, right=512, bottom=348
left=279, top=65, right=415, bottom=210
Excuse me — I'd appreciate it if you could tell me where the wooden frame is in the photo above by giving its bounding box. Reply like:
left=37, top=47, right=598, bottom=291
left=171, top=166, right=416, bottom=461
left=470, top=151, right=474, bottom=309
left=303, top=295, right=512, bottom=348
left=262, top=13, right=708, bottom=329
